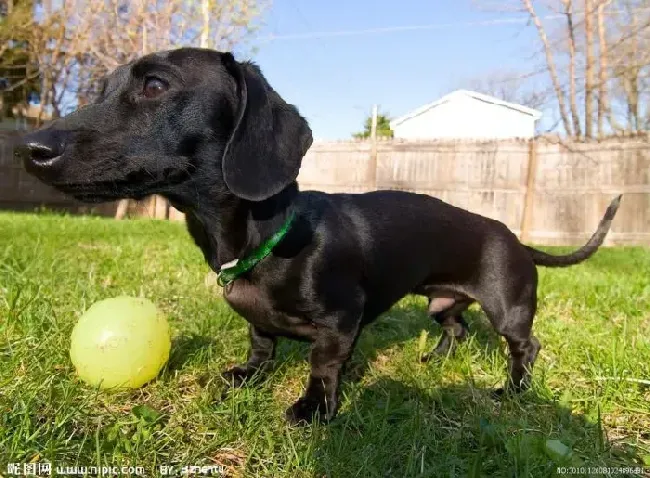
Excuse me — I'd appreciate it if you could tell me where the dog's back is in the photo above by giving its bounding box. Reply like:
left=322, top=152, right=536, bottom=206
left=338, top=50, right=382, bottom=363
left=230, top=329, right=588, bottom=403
left=297, top=189, right=518, bottom=317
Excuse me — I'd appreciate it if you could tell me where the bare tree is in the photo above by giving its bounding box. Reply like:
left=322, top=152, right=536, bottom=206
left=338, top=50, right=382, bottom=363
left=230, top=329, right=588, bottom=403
left=608, top=0, right=650, bottom=132
left=2, top=0, right=269, bottom=116
left=473, top=0, right=650, bottom=137
left=459, top=71, right=549, bottom=110
left=521, top=0, right=575, bottom=136
left=584, top=0, right=596, bottom=138
left=562, top=0, right=583, bottom=137
left=597, top=0, right=616, bottom=136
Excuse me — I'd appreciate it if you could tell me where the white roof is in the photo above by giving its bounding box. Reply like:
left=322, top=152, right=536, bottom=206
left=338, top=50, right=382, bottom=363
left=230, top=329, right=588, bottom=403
left=390, top=89, right=543, bottom=127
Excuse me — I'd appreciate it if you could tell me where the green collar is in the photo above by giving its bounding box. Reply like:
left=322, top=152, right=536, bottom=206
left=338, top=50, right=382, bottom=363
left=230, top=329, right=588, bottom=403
left=217, top=211, right=296, bottom=287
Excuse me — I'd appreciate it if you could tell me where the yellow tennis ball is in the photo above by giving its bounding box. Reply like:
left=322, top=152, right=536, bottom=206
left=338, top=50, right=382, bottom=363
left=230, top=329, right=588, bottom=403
left=70, top=296, right=171, bottom=389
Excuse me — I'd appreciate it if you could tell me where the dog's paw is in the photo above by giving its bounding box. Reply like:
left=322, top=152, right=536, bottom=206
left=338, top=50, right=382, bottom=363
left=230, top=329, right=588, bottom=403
left=490, top=387, right=507, bottom=400
left=221, top=365, right=253, bottom=388
left=419, top=351, right=437, bottom=363
left=285, top=397, right=335, bottom=426
left=420, top=342, right=456, bottom=362
left=490, top=385, right=526, bottom=401
left=420, top=348, right=450, bottom=362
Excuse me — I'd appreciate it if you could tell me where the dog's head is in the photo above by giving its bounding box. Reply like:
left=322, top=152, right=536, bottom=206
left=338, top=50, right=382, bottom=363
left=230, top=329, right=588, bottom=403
left=15, top=48, right=313, bottom=203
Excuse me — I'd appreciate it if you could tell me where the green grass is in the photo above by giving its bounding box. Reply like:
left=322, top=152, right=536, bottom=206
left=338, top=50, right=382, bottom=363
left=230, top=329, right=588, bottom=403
left=1, top=212, right=649, bottom=477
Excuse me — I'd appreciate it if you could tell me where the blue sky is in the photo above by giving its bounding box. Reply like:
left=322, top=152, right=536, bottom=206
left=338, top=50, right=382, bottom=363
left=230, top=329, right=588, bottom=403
left=248, top=0, right=549, bottom=140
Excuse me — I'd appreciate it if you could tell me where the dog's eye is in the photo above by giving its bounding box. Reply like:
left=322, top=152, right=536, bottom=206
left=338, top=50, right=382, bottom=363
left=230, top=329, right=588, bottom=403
left=142, top=77, right=168, bottom=98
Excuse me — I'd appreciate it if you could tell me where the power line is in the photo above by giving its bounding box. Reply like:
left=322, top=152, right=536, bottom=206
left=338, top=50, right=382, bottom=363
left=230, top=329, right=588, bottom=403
left=261, top=8, right=650, bottom=42
left=261, top=16, right=552, bottom=41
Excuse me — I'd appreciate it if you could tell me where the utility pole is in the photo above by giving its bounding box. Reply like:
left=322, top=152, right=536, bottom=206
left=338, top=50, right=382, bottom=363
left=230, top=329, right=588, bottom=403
left=369, top=104, right=379, bottom=190
left=201, top=0, right=210, bottom=48
left=370, top=104, right=378, bottom=141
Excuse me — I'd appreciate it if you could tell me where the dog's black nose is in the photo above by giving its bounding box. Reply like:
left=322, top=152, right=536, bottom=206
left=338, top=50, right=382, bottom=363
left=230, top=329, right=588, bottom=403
left=14, top=130, right=67, bottom=166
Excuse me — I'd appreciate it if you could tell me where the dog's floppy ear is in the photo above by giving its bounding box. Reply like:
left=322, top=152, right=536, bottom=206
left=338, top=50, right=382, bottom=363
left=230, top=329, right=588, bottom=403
left=221, top=55, right=313, bottom=201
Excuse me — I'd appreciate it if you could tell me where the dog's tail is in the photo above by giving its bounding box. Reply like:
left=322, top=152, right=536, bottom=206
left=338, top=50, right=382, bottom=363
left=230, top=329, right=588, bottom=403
left=525, top=194, right=622, bottom=268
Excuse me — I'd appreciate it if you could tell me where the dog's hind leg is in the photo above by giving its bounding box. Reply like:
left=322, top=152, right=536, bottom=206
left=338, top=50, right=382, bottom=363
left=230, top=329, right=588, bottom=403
left=480, top=285, right=541, bottom=395
left=421, top=297, right=472, bottom=362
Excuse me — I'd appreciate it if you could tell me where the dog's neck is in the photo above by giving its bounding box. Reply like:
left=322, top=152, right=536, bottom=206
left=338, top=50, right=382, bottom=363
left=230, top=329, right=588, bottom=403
left=167, top=182, right=298, bottom=272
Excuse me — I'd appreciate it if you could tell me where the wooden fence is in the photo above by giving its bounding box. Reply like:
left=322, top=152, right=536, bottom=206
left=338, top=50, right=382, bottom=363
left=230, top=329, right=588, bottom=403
left=297, top=137, right=649, bottom=246
left=1, top=130, right=649, bottom=246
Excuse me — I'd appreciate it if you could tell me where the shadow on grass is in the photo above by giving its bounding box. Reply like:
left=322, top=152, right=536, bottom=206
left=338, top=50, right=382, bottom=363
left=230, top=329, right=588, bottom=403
left=272, top=302, right=504, bottom=386
left=353, top=306, right=502, bottom=380
left=165, top=301, right=505, bottom=390
left=310, top=379, right=645, bottom=478
left=165, top=334, right=218, bottom=373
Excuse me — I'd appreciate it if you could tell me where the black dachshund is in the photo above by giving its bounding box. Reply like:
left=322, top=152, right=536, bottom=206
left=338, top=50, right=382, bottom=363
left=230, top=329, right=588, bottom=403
left=15, top=48, right=622, bottom=424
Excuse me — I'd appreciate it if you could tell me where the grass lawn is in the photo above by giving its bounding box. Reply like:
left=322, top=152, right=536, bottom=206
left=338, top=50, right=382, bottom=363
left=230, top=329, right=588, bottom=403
left=1, top=212, right=649, bottom=477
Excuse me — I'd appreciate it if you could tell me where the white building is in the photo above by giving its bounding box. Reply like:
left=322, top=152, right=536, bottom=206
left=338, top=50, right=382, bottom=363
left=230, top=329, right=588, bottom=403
left=390, top=90, right=542, bottom=140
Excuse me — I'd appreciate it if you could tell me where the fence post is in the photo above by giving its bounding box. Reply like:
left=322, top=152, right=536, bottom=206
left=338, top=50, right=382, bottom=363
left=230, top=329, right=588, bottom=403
left=154, top=195, right=169, bottom=219
left=369, top=104, right=378, bottom=190
left=115, top=199, right=129, bottom=220
left=169, top=206, right=185, bottom=221
left=520, top=138, right=538, bottom=243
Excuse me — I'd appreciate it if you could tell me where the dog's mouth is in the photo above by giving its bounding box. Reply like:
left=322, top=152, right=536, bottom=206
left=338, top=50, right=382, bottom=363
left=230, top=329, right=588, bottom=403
left=50, top=168, right=195, bottom=203
left=51, top=181, right=144, bottom=202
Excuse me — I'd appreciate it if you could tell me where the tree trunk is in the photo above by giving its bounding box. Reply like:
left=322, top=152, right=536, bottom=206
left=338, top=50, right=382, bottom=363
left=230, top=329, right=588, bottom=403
left=584, top=0, right=595, bottom=139
left=629, top=10, right=640, bottom=130
left=597, top=0, right=615, bottom=137
left=563, top=0, right=582, bottom=138
left=37, top=73, right=53, bottom=128
left=522, top=0, right=573, bottom=136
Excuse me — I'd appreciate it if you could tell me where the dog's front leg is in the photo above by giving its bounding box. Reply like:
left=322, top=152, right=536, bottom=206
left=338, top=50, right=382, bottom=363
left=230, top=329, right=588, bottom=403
left=222, top=325, right=276, bottom=388
left=285, top=323, right=360, bottom=425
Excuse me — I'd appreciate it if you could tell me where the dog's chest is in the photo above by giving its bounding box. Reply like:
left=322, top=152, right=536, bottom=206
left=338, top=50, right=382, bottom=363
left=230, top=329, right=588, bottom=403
left=223, top=279, right=316, bottom=339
